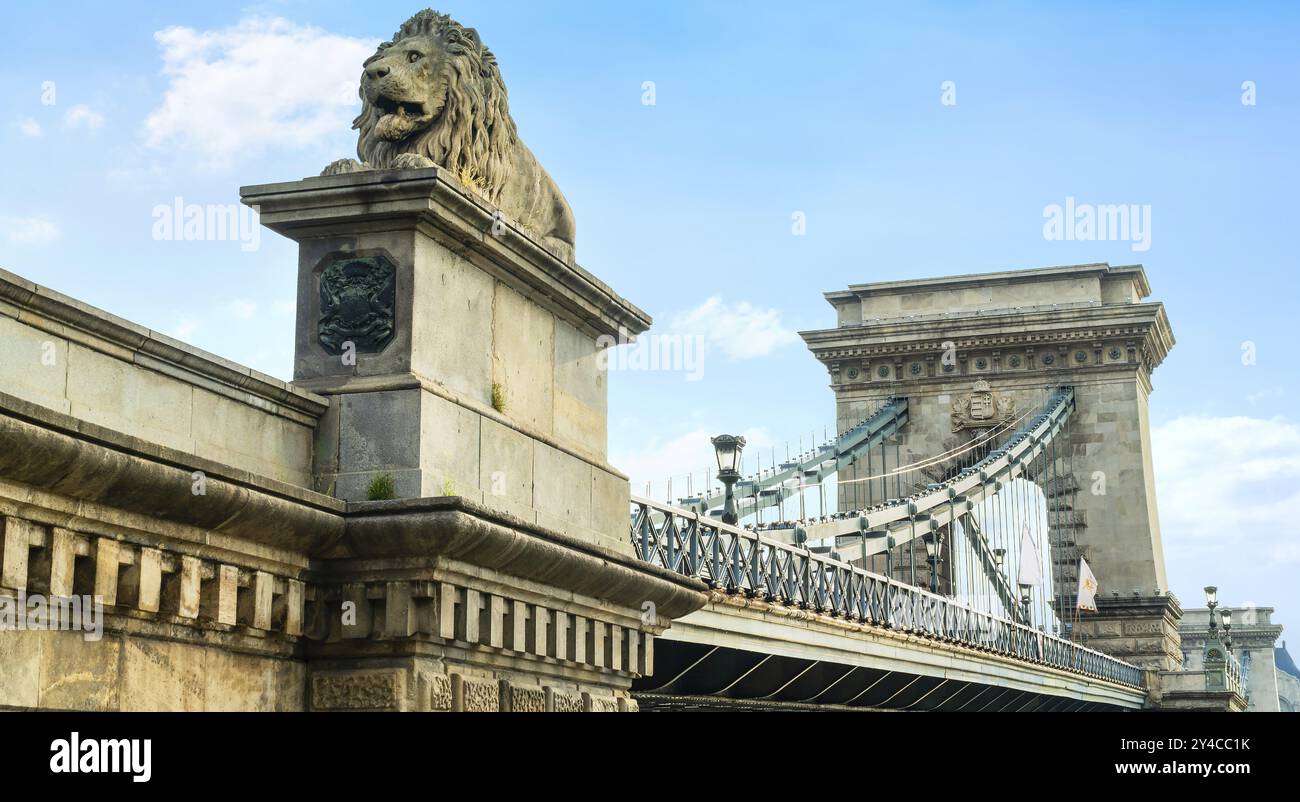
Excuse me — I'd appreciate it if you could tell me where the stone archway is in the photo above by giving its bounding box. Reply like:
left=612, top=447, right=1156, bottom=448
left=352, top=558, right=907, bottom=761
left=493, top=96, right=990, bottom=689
left=802, top=263, right=1181, bottom=670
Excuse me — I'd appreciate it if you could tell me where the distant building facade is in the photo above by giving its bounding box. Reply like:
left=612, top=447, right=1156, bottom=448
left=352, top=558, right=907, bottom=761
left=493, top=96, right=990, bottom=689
left=1276, top=642, right=1300, bottom=712
left=1180, top=607, right=1297, bottom=712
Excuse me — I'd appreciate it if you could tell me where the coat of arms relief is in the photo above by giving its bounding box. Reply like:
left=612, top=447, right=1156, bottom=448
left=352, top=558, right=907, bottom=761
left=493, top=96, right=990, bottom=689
left=951, top=380, right=1016, bottom=432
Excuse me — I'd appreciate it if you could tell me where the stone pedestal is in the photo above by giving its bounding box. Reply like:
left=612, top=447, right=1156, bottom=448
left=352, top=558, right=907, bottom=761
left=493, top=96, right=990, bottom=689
left=1075, top=593, right=1184, bottom=672
left=235, top=167, right=708, bottom=710
left=242, top=167, right=649, bottom=554
left=1152, top=670, right=1248, bottom=712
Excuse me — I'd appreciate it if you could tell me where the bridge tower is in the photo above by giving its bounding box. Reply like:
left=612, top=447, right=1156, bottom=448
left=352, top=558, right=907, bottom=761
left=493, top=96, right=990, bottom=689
left=801, top=263, right=1182, bottom=671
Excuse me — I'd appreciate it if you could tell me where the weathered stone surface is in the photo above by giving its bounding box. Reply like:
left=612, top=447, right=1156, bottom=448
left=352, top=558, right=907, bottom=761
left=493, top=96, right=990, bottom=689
left=533, top=442, right=592, bottom=536
left=492, top=283, right=555, bottom=437
left=549, top=688, right=584, bottom=712
left=206, top=651, right=304, bottom=711
left=410, top=235, right=495, bottom=401
left=510, top=684, right=546, bottom=712
left=312, top=670, right=404, bottom=711
left=1, top=517, right=36, bottom=590
left=553, top=319, right=607, bottom=459
left=121, top=639, right=205, bottom=712
left=38, top=631, right=121, bottom=711
left=0, top=313, right=71, bottom=414
left=0, top=629, right=42, bottom=707
left=419, top=391, right=482, bottom=499
left=453, top=674, right=499, bottom=712
left=426, top=673, right=453, bottom=711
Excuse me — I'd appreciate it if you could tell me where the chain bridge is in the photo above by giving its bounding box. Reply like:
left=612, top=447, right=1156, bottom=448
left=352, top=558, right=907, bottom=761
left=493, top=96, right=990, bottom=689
left=624, top=263, right=1211, bottom=711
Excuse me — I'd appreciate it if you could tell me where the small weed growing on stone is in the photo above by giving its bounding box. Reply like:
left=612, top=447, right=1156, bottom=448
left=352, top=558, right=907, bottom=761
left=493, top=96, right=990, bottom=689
left=367, top=472, right=396, bottom=501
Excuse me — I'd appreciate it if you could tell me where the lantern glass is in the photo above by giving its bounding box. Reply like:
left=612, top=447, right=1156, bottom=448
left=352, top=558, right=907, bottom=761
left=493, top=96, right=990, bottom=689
left=1221, top=609, right=1232, bottom=628
left=710, top=434, right=746, bottom=475
left=924, top=535, right=938, bottom=558
left=1204, top=585, right=1218, bottom=607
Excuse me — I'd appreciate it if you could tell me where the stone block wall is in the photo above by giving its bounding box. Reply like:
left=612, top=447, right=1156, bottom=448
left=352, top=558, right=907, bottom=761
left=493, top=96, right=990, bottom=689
left=0, top=268, right=323, bottom=487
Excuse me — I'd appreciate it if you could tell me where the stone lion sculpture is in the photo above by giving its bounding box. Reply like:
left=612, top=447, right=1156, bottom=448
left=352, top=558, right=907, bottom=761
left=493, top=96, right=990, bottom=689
left=323, top=9, right=576, bottom=263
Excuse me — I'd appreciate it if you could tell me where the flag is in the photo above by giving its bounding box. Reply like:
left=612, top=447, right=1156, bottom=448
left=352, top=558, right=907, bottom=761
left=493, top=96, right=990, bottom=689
left=1016, top=524, right=1042, bottom=587
left=1076, top=557, right=1099, bottom=612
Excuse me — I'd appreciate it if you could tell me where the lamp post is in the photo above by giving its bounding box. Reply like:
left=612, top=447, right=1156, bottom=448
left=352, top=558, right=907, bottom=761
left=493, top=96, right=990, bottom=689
left=1205, top=585, right=1219, bottom=634
left=1221, top=608, right=1233, bottom=654
left=711, top=434, right=746, bottom=526
left=1019, top=583, right=1033, bottom=624
left=923, top=533, right=940, bottom=594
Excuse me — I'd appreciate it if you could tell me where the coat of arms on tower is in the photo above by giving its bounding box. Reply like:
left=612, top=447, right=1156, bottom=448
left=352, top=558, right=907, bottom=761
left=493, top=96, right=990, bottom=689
left=951, top=380, right=1015, bottom=432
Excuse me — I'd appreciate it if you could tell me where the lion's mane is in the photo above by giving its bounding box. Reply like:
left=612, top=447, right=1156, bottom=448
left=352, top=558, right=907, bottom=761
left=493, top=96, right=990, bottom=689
left=354, top=10, right=518, bottom=201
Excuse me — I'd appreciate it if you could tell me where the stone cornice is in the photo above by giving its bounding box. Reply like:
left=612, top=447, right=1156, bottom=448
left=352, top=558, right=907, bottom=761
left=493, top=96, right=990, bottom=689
left=0, top=391, right=347, bottom=555
left=343, top=497, right=707, bottom=620
left=802, top=301, right=1174, bottom=378
left=241, top=167, right=652, bottom=340
left=824, top=263, right=1151, bottom=306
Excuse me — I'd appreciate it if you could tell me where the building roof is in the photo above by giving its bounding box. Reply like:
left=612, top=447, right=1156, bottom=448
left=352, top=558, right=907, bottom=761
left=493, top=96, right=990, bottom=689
left=1277, top=641, right=1300, bottom=680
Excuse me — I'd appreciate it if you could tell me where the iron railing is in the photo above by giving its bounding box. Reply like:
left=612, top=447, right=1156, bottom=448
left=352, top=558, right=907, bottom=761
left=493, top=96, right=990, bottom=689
left=631, top=494, right=1146, bottom=689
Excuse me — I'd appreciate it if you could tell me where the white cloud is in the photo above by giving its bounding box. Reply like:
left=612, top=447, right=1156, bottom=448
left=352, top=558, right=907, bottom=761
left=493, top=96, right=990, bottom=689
left=1, top=216, right=59, bottom=244
left=17, top=118, right=42, bottom=138
left=669, top=296, right=799, bottom=360
left=172, top=317, right=201, bottom=341
left=223, top=299, right=259, bottom=320
left=1246, top=386, right=1284, bottom=404
left=143, top=16, right=377, bottom=167
left=1153, top=415, right=1300, bottom=559
left=64, top=105, right=104, bottom=130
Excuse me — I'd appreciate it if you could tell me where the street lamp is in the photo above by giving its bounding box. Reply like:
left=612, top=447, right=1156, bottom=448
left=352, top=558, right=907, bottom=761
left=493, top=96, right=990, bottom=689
left=923, top=533, right=940, bottom=594
left=1018, top=582, right=1033, bottom=623
left=1205, top=585, right=1219, bottom=633
left=711, top=434, right=746, bottom=525
left=1221, top=608, right=1233, bottom=653
left=993, top=548, right=1006, bottom=569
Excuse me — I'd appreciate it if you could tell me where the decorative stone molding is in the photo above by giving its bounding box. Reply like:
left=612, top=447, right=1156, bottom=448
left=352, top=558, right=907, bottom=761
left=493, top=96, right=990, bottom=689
left=0, top=513, right=307, bottom=642
left=452, top=674, right=500, bottom=712
left=311, top=670, right=404, bottom=711
left=306, top=576, right=656, bottom=678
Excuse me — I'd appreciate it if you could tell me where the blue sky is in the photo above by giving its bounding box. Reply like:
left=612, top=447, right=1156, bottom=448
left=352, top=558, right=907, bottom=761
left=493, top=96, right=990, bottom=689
left=3, top=1, right=1298, bottom=638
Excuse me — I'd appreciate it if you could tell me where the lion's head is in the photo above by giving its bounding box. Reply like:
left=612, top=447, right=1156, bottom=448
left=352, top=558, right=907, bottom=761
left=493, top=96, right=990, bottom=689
left=354, top=9, right=517, bottom=200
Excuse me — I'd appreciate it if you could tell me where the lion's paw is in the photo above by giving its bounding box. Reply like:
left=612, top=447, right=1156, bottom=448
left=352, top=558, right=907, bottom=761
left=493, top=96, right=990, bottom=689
left=321, top=158, right=368, bottom=176
left=391, top=153, right=437, bottom=170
